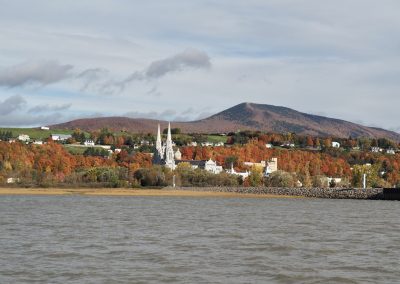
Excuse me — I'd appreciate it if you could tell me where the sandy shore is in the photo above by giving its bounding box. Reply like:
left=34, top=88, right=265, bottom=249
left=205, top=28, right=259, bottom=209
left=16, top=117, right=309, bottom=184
left=0, top=187, right=300, bottom=199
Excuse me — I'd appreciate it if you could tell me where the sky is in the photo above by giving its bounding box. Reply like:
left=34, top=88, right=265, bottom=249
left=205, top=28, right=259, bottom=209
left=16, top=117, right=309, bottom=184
left=0, top=0, right=399, bottom=132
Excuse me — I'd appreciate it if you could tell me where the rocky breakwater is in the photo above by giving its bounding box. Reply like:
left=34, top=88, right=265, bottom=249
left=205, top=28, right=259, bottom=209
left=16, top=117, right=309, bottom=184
left=172, top=187, right=384, bottom=200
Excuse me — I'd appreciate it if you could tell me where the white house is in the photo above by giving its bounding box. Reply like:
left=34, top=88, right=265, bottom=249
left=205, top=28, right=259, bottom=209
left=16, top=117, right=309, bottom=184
left=98, top=145, right=112, bottom=150
left=204, top=159, right=223, bottom=174
left=51, top=134, right=72, bottom=141
left=188, top=141, right=197, bottom=147
left=84, top=140, right=95, bottom=146
left=40, top=126, right=50, bottom=130
left=281, top=142, right=295, bottom=148
left=371, top=147, right=383, bottom=153
left=244, top=161, right=266, bottom=167
left=226, top=165, right=249, bottom=180
left=7, top=177, right=20, bottom=184
left=33, top=140, right=43, bottom=145
left=265, top=143, right=273, bottom=149
left=18, top=134, right=30, bottom=142
left=176, top=159, right=223, bottom=174
left=214, top=142, right=224, bottom=147
left=386, top=149, right=396, bottom=155
left=201, top=142, right=213, bottom=147
left=174, top=149, right=182, bottom=160
left=265, top=158, right=278, bottom=176
left=332, top=142, right=341, bottom=148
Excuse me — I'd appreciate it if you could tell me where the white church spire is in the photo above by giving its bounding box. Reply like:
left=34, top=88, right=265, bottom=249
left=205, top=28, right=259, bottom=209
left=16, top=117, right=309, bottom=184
left=164, top=122, right=175, bottom=169
left=156, top=123, right=162, bottom=153
left=167, top=122, right=172, bottom=146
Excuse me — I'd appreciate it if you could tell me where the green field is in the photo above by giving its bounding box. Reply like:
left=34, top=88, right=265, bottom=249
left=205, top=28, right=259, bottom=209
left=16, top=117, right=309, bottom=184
left=0, top=128, right=73, bottom=140
left=63, top=145, right=110, bottom=155
left=63, top=145, right=89, bottom=155
left=207, top=135, right=228, bottom=143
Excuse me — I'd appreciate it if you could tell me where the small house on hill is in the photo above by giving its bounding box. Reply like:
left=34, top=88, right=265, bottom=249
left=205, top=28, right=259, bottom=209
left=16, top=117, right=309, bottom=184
left=51, top=134, right=72, bottom=141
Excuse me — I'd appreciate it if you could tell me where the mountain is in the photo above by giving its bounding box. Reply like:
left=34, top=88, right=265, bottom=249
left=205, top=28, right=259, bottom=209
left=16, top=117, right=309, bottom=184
left=52, top=102, right=400, bottom=141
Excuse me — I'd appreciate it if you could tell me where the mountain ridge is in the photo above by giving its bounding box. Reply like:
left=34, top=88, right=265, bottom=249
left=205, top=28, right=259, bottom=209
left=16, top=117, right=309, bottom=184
left=51, top=102, right=400, bottom=141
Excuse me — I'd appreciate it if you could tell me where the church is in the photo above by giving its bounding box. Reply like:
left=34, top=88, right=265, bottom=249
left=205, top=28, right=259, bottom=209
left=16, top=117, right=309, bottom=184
left=152, top=123, right=223, bottom=174
left=153, top=123, right=176, bottom=170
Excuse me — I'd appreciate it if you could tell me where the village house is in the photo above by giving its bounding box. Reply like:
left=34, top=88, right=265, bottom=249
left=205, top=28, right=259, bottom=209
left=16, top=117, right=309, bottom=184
left=371, top=147, right=383, bottom=153
left=281, top=142, right=295, bottom=148
left=265, top=158, right=278, bottom=176
left=40, top=126, right=50, bottom=130
left=386, top=149, right=396, bottom=155
left=7, top=177, right=20, bottom=184
left=243, top=158, right=278, bottom=177
left=331, top=142, right=341, bottom=148
left=201, top=142, right=213, bottom=147
left=18, top=134, right=30, bottom=142
left=176, top=159, right=223, bottom=174
left=51, top=134, right=72, bottom=141
left=84, top=140, right=95, bottom=146
left=226, top=165, right=249, bottom=180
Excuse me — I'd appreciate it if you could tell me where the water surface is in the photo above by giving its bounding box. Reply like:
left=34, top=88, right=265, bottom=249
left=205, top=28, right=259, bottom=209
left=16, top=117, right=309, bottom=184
left=1, top=195, right=399, bottom=283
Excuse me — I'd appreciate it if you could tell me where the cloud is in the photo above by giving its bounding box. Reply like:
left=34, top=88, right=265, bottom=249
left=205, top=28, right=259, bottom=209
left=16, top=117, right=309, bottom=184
left=76, top=68, right=108, bottom=91
left=123, top=108, right=213, bottom=122
left=0, top=94, right=27, bottom=115
left=109, top=48, right=211, bottom=93
left=195, top=111, right=213, bottom=120
left=124, top=109, right=177, bottom=120
left=0, top=113, right=66, bottom=127
left=0, top=60, right=73, bottom=87
left=28, top=103, right=72, bottom=113
left=145, top=48, right=211, bottom=78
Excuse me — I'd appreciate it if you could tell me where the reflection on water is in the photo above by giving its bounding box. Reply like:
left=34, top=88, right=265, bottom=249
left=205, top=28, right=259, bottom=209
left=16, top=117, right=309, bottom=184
left=1, top=195, right=400, bottom=283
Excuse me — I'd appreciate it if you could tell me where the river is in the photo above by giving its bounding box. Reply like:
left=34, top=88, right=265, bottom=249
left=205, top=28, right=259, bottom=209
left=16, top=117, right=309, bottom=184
left=1, top=195, right=399, bottom=283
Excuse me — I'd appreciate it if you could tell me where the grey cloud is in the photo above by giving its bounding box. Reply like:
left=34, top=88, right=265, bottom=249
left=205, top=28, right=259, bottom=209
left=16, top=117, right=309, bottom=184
left=181, top=107, right=194, bottom=115
left=0, top=94, right=26, bottom=115
left=0, top=112, right=65, bottom=127
left=0, top=60, right=73, bottom=87
left=125, top=109, right=177, bottom=120
left=146, top=86, right=161, bottom=97
left=145, top=48, right=211, bottom=78
left=123, top=108, right=212, bottom=122
left=76, top=68, right=108, bottom=91
left=195, top=111, right=213, bottom=120
left=109, top=49, right=211, bottom=93
left=28, top=103, right=72, bottom=113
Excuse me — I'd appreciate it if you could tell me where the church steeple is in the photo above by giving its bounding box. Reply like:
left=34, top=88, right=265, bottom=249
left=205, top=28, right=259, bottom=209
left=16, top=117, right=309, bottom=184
left=164, top=122, right=175, bottom=169
left=166, top=122, right=172, bottom=147
left=156, top=123, right=162, bottom=153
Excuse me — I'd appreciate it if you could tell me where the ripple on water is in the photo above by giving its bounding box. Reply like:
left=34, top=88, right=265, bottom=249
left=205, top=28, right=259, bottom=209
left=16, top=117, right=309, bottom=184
left=1, top=196, right=400, bottom=283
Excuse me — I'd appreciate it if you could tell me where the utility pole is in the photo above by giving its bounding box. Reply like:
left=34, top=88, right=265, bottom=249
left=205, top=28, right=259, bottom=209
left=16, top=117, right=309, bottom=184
left=363, top=174, right=367, bottom=189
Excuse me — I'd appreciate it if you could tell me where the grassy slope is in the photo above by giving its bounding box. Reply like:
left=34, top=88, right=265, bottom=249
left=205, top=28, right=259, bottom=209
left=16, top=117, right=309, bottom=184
left=0, top=128, right=73, bottom=140
left=207, top=135, right=228, bottom=143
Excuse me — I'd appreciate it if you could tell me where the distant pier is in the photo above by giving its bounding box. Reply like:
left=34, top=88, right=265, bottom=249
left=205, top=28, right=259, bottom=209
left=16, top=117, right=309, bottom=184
left=383, top=188, right=400, bottom=200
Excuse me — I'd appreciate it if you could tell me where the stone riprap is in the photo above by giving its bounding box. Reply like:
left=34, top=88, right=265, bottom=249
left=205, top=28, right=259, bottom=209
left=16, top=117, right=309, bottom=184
left=168, top=187, right=384, bottom=200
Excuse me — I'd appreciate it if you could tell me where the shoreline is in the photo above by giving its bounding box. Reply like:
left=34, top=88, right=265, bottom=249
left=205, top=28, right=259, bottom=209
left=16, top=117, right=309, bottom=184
left=0, top=187, right=301, bottom=199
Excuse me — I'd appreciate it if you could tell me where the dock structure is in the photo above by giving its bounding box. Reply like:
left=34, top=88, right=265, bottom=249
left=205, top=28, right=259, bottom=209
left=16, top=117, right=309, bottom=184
left=383, top=188, right=400, bottom=200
